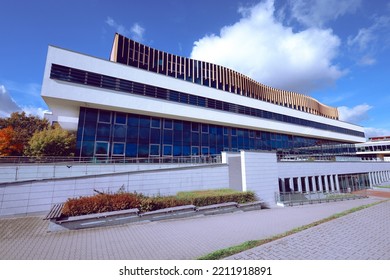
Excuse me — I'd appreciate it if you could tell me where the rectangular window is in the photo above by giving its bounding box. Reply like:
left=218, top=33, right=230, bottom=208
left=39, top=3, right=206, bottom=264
left=164, top=119, right=173, bottom=129
left=150, top=144, right=160, bottom=156
left=95, top=142, right=109, bottom=155
left=191, top=146, right=199, bottom=156
left=191, top=123, right=199, bottom=132
left=99, top=110, right=111, bottom=123
left=163, top=145, right=173, bottom=156
left=115, top=112, right=127, bottom=124
left=112, top=143, right=125, bottom=155
left=151, top=117, right=161, bottom=128
left=201, top=124, right=209, bottom=133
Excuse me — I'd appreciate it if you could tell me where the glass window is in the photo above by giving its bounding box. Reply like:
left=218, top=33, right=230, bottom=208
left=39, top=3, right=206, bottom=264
left=164, top=119, right=173, bottom=129
left=151, top=117, right=161, bottom=128
left=191, top=146, right=199, bottom=156
left=163, top=145, right=173, bottom=156
left=99, top=110, right=111, bottom=123
left=201, top=147, right=209, bottom=155
left=201, top=124, right=209, bottom=133
left=115, top=112, right=127, bottom=124
left=150, top=128, right=161, bottom=144
left=191, top=123, right=199, bottom=132
left=113, top=125, right=126, bottom=141
left=95, top=142, right=109, bottom=155
left=126, top=143, right=138, bottom=157
left=150, top=144, right=160, bottom=156
left=96, top=123, right=111, bottom=141
left=112, top=143, right=125, bottom=155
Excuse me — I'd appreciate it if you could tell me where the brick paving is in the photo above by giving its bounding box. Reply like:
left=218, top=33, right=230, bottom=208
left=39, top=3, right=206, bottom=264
left=0, top=196, right=388, bottom=260
left=226, top=199, right=390, bottom=260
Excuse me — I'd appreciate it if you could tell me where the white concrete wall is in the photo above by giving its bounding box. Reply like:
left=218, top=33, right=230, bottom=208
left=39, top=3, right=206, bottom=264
left=0, top=164, right=229, bottom=217
left=0, top=162, right=205, bottom=183
left=240, top=151, right=279, bottom=207
left=277, top=161, right=390, bottom=178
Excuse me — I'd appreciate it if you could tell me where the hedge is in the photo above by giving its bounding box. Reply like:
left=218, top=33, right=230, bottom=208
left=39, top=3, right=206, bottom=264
left=61, top=189, right=257, bottom=217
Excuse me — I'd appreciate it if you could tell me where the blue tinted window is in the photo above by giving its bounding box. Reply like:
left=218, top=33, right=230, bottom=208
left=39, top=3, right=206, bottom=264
left=112, top=143, right=125, bottom=155
left=126, top=143, right=138, bottom=157
left=95, top=142, right=109, bottom=155
left=150, top=129, right=161, bottom=144
left=191, top=146, right=199, bottom=155
left=96, top=123, right=111, bottom=141
left=164, top=119, right=173, bottom=129
left=113, top=125, right=126, bottom=141
left=150, top=144, right=160, bottom=156
left=115, top=113, right=126, bottom=124
left=99, top=110, right=111, bottom=123
left=163, top=145, right=172, bottom=156
left=151, top=117, right=161, bottom=128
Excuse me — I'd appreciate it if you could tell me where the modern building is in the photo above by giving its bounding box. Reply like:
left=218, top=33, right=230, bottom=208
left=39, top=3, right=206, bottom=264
left=356, top=136, right=390, bottom=161
left=41, top=33, right=365, bottom=161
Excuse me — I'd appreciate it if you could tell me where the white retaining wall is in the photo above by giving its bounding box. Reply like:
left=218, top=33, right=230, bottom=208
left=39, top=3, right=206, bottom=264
left=0, top=164, right=229, bottom=217
left=2, top=152, right=390, bottom=217
left=0, top=162, right=204, bottom=183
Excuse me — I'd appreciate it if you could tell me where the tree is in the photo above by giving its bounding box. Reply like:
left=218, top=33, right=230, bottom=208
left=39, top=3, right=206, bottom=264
left=25, top=124, right=76, bottom=157
left=0, top=112, right=49, bottom=156
left=0, top=126, right=24, bottom=156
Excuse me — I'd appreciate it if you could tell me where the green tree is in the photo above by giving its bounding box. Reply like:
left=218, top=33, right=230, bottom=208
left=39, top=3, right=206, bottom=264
left=25, top=124, right=76, bottom=157
left=0, top=112, right=49, bottom=155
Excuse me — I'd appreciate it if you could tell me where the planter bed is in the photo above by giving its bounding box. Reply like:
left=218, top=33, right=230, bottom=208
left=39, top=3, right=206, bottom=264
left=46, top=201, right=263, bottom=232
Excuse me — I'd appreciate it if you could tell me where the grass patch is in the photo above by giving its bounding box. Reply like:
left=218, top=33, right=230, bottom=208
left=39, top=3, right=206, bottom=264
left=376, top=185, right=390, bottom=189
left=197, top=200, right=385, bottom=260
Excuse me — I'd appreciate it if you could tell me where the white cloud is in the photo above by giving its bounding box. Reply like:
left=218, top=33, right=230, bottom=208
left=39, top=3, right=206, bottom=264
left=106, top=17, right=145, bottom=42
left=131, top=23, right=145, bottom=42
left=338, top=104, right=372, bottom=123
left=348, top=14, right=390, bottom=65
left=0, top=85, right=21, bottom=117
left=21, top=106, right=50, bottom=118
left=190, top=0, right=345, bottom=93
left=288, top=0, right=361, bottom=28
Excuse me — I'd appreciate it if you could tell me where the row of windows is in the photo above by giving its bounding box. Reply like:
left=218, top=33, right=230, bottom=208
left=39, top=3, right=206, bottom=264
left=113, top=34, right=338, bottom=119
left=356, top=145, right=390, bottom=153
left=76, top=108, right=343, bottom=158
left=51, top=64, right=364, bottom=138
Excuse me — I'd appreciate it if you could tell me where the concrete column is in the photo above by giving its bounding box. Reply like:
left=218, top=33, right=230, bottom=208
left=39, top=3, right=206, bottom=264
left=368, top=172, right=373, bottom=188
left=372, top=172, right=377, bottom=185
left=297, top=177, right=302, bottom=193
left=330, top=175, right=335, bottom=192
left=324, top=175, right=330, bottom=193
left=281, top=178, right=286, bottom=193
left=311, top=176, right=316, bottom=192
left=287, top=177, right=293, bottom=192
left=335, top=174, right=340, bottom=192
left=304, top=177, right=310, bottom=193
left=318, top=176, right=323, bottom=192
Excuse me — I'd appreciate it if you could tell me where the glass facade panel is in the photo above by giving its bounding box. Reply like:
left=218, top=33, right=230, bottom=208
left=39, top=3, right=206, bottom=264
left=95, top=142, right=109, bottom=155
left=76, top=107, right=346, bottom=159
left=112, top=143, right=125, bottom=155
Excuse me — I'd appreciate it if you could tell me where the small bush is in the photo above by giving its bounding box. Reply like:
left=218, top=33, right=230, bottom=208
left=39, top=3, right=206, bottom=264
left=62, top=192, right=142, bottom=217
left=61, top=188, right=257, bottom=217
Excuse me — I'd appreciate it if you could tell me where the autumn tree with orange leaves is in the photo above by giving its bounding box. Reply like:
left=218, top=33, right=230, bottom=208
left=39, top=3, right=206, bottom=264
left=0, top=112, right=49, bottom=156
left=0, top=126, right=24, bottom=156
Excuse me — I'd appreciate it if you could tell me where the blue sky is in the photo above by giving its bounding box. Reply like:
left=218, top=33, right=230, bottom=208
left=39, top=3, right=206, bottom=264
left=0, top=0, right=389, bottom=138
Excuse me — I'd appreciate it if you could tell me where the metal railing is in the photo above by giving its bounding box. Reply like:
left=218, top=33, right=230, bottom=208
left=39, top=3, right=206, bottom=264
left=0, top=155, right=222, bottom=165
left=275, top=189, right=368, bottom=206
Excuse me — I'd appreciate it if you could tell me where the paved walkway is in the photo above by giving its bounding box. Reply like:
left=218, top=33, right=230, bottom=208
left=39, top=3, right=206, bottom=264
left=0, top=196, right=388, bottom=260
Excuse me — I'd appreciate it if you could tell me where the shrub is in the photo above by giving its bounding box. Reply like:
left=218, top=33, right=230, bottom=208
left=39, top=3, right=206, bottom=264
left=61, top=189, right=257, bottom=217
left=62, top=192, right=142, bottom=217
